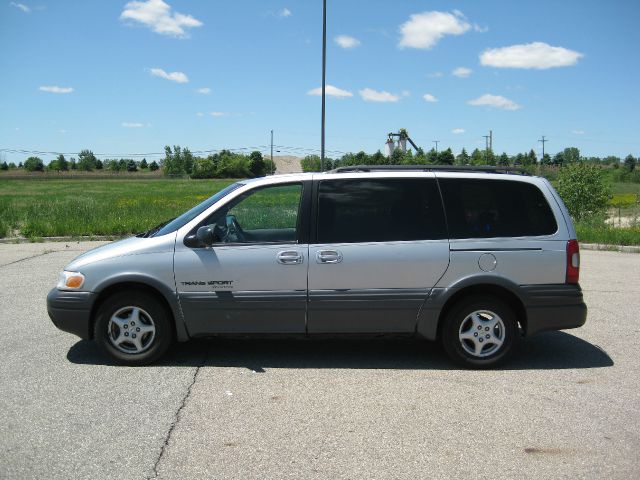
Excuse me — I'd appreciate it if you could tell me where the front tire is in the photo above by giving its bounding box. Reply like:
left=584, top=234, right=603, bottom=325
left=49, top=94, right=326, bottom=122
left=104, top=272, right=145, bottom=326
left=441, top=295, right=519, bottom=368
left=94, top=291, right=173, bottom=365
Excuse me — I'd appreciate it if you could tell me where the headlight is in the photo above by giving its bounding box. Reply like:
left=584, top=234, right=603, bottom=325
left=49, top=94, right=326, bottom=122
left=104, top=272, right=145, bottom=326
left=57, top=271, right=86, bottom=290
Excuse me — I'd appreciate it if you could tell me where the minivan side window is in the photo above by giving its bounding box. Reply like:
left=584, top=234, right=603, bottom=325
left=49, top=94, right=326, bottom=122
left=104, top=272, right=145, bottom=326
left=195, top=183, right=303, bottom=244
left=438, top=178, right=557, bottom=238
left=317, top=178, right=447, bottom=244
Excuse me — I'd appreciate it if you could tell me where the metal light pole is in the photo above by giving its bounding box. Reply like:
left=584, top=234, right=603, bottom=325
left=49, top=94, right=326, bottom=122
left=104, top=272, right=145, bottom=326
left=270, top=129, right=274, bottom=175
left=320, top=0, right=327, bottom=171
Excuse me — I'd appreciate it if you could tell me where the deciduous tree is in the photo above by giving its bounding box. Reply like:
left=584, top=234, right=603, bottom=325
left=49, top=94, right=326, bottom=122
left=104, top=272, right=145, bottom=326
left=624, top=154, right=636, bottom=171
left=24, top=156, right=44, bottom=172
left=556, top=163, right=610, bottom=221
left=77, top=149, right=97, bottom=171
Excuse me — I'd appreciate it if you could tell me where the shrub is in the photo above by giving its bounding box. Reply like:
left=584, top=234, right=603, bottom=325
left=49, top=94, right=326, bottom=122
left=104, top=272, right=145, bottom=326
left=191, top=157, right=217, bottom=179
left=556, top=163, right=610, bottom=221
left=301, top=155, right=321, bottom=172
left=24, top=156, right=44, bottom=172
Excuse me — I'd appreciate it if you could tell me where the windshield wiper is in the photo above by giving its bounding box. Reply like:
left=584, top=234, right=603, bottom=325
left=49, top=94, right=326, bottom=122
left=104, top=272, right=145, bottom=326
left=137, top=218, right=174, bottom=238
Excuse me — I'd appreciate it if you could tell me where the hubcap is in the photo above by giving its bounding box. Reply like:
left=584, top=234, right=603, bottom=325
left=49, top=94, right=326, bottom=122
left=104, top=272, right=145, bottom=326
left=458, top=310, right=505, bottom=358
left=107, top=306, right=156, bottom=354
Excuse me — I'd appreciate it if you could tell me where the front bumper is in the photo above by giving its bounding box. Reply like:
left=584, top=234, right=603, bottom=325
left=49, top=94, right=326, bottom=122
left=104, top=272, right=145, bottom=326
left=521, top=284, right=587, bottom=336
left=47, top=288, right=96, bottom=340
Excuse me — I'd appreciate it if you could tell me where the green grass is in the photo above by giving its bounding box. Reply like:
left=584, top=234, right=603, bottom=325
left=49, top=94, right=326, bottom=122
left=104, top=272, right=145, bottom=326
left=576, top=223, right=640, bottom=245
left=611, top=182, right=640, bottom=195
left=0, top=178, right=234, bottom=238
left=3, top=177, right=640, bottom=245
left=230, top=184, right=302, bottom=229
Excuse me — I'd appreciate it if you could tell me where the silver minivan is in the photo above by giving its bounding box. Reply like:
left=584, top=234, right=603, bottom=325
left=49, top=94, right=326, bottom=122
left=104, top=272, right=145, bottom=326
left=47, top=166, right=587, bottom=368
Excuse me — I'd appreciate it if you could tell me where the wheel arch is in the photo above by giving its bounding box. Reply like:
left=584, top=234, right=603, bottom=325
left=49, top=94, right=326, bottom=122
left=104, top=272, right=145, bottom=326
left=89, top=275, right=188, bottom=341
left=418, top=275, right=528, bottom=341
left=435, top=284, right=527, bottom=341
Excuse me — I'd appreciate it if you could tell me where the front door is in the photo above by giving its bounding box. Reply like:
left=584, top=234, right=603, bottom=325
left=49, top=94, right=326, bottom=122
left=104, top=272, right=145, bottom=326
left=307, top=176, right=450, bottom=333
left=174, top=182, right=309, bottom=335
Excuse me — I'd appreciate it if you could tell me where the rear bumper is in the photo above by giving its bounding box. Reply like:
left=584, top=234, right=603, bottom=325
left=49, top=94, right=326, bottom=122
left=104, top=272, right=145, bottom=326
left=521, top=284, right=587, bottom=336
left=47, top=288, right=96, bottom=340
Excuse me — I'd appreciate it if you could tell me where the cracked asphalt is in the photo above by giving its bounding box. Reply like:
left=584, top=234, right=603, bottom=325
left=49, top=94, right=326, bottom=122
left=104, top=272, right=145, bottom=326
left=0, top=241, right=639, bottom=479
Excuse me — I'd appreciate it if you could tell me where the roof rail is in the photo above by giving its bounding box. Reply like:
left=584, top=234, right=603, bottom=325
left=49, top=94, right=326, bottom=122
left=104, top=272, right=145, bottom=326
left=328, top=164, right=529, bottom=175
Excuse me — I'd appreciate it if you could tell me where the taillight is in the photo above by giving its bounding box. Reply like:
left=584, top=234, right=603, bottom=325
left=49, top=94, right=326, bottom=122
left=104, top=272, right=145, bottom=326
left=566, top=240, right=580, bottom=284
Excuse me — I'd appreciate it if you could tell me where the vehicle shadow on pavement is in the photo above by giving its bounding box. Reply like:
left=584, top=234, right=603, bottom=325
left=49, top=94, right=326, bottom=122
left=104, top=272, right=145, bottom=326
left=66, top=331, right=613, bottom=371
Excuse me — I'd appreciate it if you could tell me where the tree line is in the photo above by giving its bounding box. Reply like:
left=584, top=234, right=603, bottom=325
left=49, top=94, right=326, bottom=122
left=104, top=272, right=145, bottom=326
left=161, top=146, right=275, bottom=178
left=2, top=144, right=637, bottom=180
left=1, top=150, right=160, bottom=173
left=1, top=146, right=275, bottom=179
left=300, top=146, right=638, bottom=172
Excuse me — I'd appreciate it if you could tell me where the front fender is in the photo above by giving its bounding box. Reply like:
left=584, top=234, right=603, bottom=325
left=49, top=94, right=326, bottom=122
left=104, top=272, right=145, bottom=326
left=91, top=272, right=189, bottom=342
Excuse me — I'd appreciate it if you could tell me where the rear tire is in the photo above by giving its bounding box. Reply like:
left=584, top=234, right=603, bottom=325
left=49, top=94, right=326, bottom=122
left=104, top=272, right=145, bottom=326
left=94, top=291, right=173, bottom=366
left=441, top=295, right=518, bottom=369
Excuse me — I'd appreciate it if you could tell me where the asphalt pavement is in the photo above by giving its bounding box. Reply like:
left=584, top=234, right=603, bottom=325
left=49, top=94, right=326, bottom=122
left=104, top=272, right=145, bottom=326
left=0, top=242, right=638, bottom=479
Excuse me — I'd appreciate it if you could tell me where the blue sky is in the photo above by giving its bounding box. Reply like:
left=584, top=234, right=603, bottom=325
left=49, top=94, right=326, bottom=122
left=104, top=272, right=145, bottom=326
left=1, top=0, right=639, bottom=164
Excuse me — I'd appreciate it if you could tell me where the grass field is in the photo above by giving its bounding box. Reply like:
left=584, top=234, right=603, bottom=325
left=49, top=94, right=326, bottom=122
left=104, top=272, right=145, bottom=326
left=1, top=176, right=639, bottom=245
left=576, top=223, right=640, bottom=246
left=0, top=178, right=234, bottom=238
left=611, top=182, right=640, bottom=195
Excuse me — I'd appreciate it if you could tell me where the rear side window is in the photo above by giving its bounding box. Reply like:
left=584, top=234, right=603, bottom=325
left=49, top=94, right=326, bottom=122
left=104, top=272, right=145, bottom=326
left=317, top=178, right=447, bottom=243
left=438, top=178, right=557, bottom=238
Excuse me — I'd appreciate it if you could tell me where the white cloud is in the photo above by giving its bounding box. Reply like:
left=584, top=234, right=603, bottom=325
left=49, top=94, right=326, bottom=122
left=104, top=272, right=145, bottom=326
left=474, top=24, right=489, bottom=33
left=196, top=112, right=205, bottom=117
left=427, top=72, right=444, bottom=78
left=468, top=94, right=522, bottom=111
left=122, top=122, right=145, bottom=128
left=210, top=112, right=228, bottom=117
left=39, top=86, right=73, bottom=94
left=572, top=129, right=585, bottom=135
left=423, top=94, right=437, bottom=103
left=452, top=67, right=472, bottom=78
left=279, top=8, right=291, bottom=18
left=399, top=11, right=471, bottom=49
left=10, top=2, right=30, bottom=13
left=359, top=88, right=401, bottom=103
left=452, top=128, right=465, bottom=134
left=480, top=42, right=583, bottom=69
left=149, top=67, right=188, bottom=83
left=196, top=87, right=211, bottom=95
left=334, top=35, right=361, bottom=49
left=120, top=0, right=202, bottom=38
left=307, top=85, right=353, bottom=98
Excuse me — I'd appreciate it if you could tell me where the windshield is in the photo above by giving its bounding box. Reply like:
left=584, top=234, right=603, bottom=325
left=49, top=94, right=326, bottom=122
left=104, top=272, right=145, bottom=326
left=151, top=182, right=243, bottom=237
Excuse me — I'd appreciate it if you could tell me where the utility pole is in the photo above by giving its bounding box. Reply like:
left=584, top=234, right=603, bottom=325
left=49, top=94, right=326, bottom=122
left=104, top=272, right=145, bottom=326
left=270, top=129, right=274, bottom=175
left=320, top=0, right=327, bottom=171
left=482, top=133, right=491, bottom=162
left=483, top=134, right=490, bottom=152
left=433, top=140, right=439, bottom=154
left=489, top=130, right=493, bottom=151
left=539, top=135, right=547, bottom=159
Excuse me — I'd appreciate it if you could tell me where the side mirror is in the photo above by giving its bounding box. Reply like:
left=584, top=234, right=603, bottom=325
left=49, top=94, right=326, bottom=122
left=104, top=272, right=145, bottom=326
left=196, top=225, right=215, bottom=246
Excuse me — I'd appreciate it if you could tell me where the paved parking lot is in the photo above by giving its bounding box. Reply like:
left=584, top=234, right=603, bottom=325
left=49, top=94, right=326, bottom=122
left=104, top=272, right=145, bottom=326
left=0, top=241, right=638, bottom=479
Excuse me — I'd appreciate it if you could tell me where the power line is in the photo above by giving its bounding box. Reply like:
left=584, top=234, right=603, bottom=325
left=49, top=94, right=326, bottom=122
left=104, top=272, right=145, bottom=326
left=0, top=144, right=350, bottom=159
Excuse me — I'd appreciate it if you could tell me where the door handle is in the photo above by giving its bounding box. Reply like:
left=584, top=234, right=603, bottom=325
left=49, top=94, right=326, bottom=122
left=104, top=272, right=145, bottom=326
left=277, top=251, right=303, bottom=265
left=316, top=250, right=343, bottom=264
